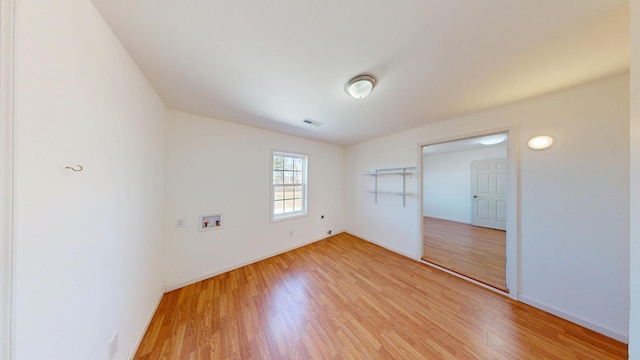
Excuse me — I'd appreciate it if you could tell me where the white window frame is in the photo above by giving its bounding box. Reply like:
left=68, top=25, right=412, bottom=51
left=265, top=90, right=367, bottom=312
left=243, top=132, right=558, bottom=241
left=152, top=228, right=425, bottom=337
left=271, top=150, right=308, bottom=221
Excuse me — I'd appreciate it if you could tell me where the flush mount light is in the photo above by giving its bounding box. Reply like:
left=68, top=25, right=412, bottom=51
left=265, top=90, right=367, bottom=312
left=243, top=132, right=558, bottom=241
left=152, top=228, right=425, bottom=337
left=528, top=135, right=554, bottom=150
left=480, top=134, right=507, bottom=145
left=345, top=74, right=376, bottom=99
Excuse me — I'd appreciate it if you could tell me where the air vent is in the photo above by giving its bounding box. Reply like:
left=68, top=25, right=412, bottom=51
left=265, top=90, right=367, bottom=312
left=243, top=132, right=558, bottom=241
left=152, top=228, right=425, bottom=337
left=302, top=118, right=323, bottom=127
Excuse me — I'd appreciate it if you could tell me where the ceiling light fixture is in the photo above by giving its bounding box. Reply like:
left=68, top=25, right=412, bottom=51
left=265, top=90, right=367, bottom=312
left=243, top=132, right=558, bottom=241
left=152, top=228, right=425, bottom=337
left=480, top=134, right=507, bottom=145
left=528, top=135, right=554, bottom=150
left=346, top=74, right=376, bottom=99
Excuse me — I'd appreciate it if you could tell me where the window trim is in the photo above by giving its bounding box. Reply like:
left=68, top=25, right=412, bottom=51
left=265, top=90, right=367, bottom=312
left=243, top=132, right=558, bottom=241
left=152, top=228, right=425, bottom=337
left=270, top=150, right=308, bottom=222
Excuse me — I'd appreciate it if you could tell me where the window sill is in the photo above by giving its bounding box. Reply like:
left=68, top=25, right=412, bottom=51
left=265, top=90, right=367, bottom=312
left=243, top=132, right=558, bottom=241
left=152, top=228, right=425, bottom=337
left=272, top=212, right=307, bottom=222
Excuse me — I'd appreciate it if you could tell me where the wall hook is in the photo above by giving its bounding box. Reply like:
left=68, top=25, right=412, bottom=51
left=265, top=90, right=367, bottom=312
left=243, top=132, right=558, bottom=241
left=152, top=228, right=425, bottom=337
left=65, top=164, right=83, bottom=172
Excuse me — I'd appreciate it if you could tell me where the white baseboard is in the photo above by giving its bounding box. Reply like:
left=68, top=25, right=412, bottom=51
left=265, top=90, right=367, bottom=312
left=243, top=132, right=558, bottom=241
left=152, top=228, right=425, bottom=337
left=345, top=231, right=417, bottom=260
left=127, top=286, right=165, bottom=360
left=519, top=295, right=628, bottom=343
left=423, top=214, right=471, bottom=224
left=164, top=233, right=334, bottom=292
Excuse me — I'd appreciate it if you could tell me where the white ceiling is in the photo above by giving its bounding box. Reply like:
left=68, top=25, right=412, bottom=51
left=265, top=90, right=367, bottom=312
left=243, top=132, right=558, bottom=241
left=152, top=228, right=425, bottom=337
left=91, top=0, right=629, bottom=146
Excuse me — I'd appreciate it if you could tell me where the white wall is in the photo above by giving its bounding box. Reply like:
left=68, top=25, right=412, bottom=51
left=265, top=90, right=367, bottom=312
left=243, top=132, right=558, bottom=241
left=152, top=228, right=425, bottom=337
left=164, top=110, right=345, bottom=289
left=12, top=0, right=166, bottom=359
left=345, top=73, right=630, bottom=341
left=629, top=0, right=639, bottom=357
left=0, top=1, right=15, bottom=358
left=423, top=146, right=506, bottom=223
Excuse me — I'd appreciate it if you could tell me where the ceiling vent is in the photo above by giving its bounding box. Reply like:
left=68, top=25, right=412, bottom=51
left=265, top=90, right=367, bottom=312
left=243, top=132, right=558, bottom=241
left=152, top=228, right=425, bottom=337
left=302, top=118, right=323, bottom=127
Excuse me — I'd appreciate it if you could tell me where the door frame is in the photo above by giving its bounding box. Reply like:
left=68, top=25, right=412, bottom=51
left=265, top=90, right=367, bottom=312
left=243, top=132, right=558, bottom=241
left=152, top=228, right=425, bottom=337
left=417, top=126, right=519, bottom=300
left=1, top=0, right=15, bottom=358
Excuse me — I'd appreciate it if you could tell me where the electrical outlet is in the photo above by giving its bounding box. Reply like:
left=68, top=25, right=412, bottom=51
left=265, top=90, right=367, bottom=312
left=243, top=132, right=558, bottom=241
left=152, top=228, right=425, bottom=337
left=289, top=230, right=293, bottom=237
left=108, top=333, right=118, bottom=359
left=176, top=218, right=185, bottom=228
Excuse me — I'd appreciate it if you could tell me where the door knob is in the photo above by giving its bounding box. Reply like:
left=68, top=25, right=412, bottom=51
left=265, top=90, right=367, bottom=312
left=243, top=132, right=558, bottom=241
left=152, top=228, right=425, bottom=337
left=473, top=195, right=478, bottom=198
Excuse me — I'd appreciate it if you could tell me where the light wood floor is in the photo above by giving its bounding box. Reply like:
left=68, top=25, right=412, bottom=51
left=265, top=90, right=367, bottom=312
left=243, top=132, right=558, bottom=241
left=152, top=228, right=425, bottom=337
left=422, top=217, right=507, bottom=292
left=134, top=233, right=626, bottom=359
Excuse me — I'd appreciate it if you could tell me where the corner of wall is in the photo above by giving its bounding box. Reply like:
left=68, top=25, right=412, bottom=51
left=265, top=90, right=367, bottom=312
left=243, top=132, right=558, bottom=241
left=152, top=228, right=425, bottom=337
left=0, top=0, right=15, bottom=358
left=628, top=0, right=640, bottom=356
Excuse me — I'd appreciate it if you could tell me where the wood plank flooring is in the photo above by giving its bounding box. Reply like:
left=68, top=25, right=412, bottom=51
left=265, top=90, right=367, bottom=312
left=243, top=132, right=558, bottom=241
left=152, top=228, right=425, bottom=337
left=134, top=233, right=626, bottom=359
left=422, top=217, right=507, bottom=292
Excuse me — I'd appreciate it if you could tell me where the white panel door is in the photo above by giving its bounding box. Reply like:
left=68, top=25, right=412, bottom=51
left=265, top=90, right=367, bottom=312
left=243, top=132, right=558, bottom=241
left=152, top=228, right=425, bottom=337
left=471, top=159, right=507, bottom=230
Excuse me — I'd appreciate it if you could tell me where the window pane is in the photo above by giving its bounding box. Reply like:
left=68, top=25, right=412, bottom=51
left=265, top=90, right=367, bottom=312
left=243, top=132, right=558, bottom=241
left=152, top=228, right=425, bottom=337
left=284, top=171, right=294, bottom=184
left=284, top=186, right=294, bottom=200
left=284, top=199, right=294, bottom=213
left=273, top=171, right=283, bottom=184
left=274, top=156, right=283, bottom=170
left=293, top=171, right=302, bottom=184
left=294, top=158, right=302, bottom=171
left=274, top=186, right=284, bottom=200
left=274, top=200, right=284, bottom=214
left=284, top=157, right=293, bottom=170
left=294, top=199, right=302, bottom=212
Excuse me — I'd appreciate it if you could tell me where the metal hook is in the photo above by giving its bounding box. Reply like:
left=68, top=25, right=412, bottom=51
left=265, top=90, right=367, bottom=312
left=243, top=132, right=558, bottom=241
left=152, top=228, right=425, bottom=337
left=65, top=164, right=83, bottom=172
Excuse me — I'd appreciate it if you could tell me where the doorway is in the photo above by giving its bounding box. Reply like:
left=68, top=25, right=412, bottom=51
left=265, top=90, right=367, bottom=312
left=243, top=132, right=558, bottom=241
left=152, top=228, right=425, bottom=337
left=421, top=133, right=510, bottom=293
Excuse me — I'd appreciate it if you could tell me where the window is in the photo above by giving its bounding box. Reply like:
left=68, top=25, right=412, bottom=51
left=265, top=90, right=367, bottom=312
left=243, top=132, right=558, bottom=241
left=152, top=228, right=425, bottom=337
left=272, top=151, right=307, bottom=220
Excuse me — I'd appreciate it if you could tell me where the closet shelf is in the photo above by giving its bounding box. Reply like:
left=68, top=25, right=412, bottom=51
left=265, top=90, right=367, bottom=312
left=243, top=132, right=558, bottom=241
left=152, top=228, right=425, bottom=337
left=368, top=191, right=414, bottom=195
left=364, top=167, right=416, bottom=207
left=363, top=167, right=417, bottom=176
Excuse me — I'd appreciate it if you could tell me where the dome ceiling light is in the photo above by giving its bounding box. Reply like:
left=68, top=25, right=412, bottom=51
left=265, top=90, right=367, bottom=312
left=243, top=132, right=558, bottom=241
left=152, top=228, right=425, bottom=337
left=345, top=75, right=376, bottom=99
left=480, top=134, right=507, bottom=145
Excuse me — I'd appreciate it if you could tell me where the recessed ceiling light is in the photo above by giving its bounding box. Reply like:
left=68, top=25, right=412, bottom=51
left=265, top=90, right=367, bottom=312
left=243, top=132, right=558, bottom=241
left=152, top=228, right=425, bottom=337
left=528, top=135, right=554, bottom=150
left=480, top=134, right=507, bottom=145
left=345, top=75, right=376, bottom=99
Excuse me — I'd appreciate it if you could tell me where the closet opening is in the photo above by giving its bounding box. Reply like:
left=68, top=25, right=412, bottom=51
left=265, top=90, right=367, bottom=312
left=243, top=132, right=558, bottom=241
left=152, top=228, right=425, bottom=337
left=420, top=131, right=517, bottom=296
